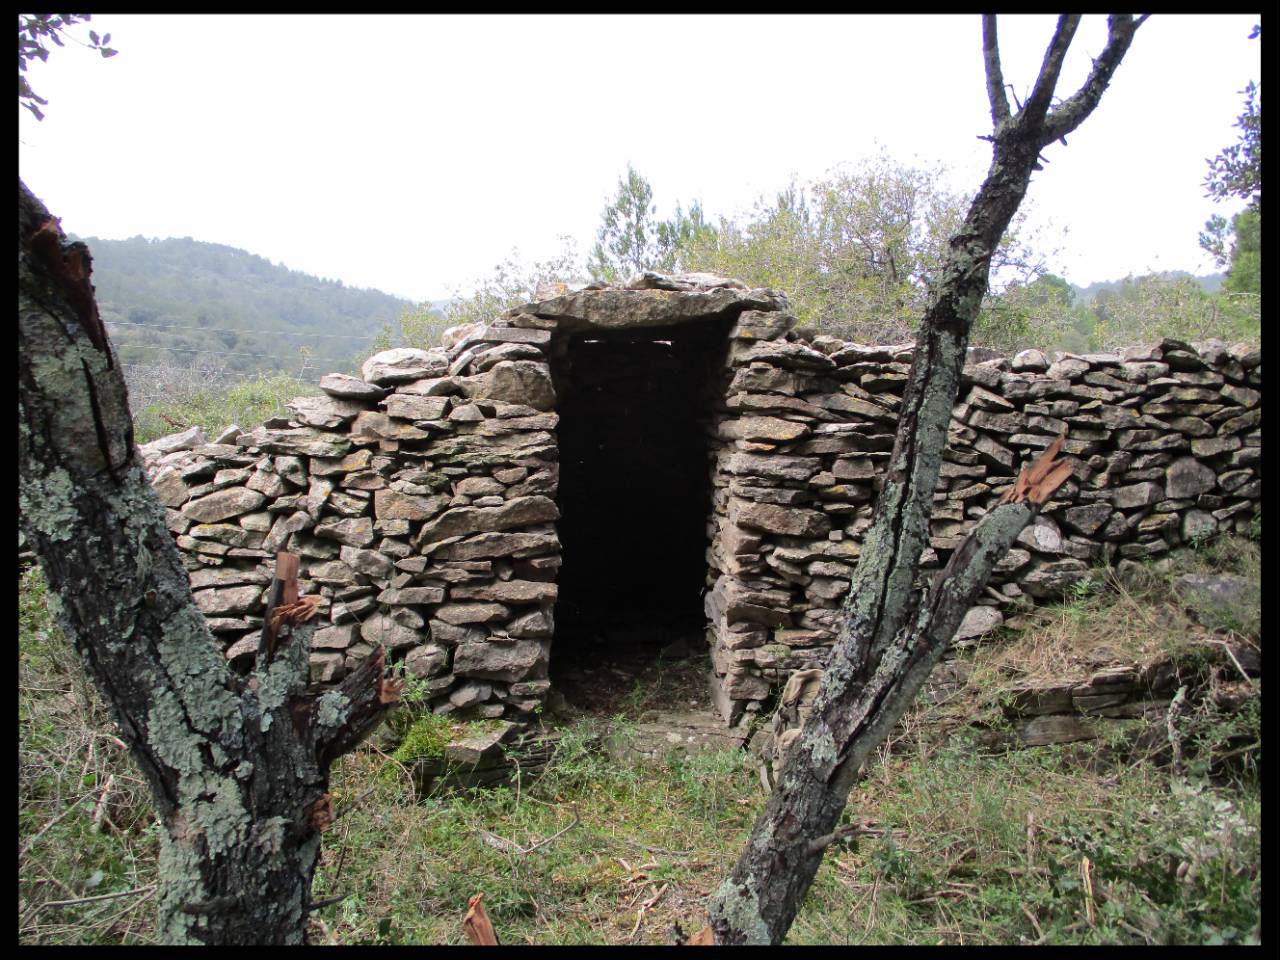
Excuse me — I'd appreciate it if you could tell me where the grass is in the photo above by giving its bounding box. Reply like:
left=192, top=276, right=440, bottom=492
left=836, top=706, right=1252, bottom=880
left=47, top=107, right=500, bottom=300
left=18, top=534, right=1261, bottom=945
left=132, top=371, right=319, bottom=445
left=18, top=566, right=160, bottom=944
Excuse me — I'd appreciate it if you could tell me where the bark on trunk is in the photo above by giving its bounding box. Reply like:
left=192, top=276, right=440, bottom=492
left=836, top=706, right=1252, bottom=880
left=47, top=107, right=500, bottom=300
left=18, top=178, right=400, bottom=944
left=708, top=15, right=1146, bottom=944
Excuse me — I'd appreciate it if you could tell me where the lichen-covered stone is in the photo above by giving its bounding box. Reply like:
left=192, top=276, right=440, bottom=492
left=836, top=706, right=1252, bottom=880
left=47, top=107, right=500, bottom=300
left=318, top=373, right=387, bottom=400
left=362, top=347, right=449, bottom=385
left=453, top=638, right=547, bottom=682
left=181, top=487, right=267, bottom=523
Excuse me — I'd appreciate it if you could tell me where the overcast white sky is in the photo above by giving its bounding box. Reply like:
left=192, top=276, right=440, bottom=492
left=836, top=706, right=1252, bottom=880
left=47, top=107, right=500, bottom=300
left=18, top=13, right=1260, bottom=304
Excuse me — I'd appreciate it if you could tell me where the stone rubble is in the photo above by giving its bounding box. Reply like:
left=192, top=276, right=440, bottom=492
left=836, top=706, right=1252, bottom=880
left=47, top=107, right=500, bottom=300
left=140, top=273, right=1262, bottom=727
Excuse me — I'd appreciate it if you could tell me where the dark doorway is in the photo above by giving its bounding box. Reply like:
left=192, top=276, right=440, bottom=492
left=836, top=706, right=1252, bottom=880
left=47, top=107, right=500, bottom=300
left=549, top=323, right=730, bottom=704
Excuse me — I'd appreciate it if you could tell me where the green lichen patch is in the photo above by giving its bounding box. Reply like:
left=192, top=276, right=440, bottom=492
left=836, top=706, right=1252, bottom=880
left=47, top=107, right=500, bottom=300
left=147, top=688, right=207, bottom=777
left=254, top=815, right=289, bottom=856
left=18, top=464, right=80, bottom=543
left=710, top=875, right=772, bottom=945
left=315, top=689, right=351, bottom=730
left=178, top=770, right=249, bottom=855
left=157, top=605, right=239, bottom=735
left=156, top=829, right=208, bottom=944
left=257, top=658, right=301, bottom=732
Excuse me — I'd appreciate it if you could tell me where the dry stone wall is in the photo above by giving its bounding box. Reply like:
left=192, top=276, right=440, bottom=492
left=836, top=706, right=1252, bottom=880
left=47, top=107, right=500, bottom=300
left=142, top=273, right=1261, bottom=728
left=702, top=328, right=1262, bottom=723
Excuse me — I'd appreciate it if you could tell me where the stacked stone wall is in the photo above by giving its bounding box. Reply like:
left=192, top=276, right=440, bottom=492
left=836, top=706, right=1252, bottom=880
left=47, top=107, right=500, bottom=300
left=703, top=326, right=1261, bottom=722
left=145, top=329, right=565, bottom=721
left=142, top=274, right=1261, bottom=727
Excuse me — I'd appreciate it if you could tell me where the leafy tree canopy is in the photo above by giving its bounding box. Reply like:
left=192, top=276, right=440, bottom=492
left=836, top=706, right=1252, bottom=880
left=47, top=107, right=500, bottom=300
left=587, top=165, right=714, bottom=281
left=18, top=13, right=116, bottom=121
left=1202, top=24, right=1260, bottom=211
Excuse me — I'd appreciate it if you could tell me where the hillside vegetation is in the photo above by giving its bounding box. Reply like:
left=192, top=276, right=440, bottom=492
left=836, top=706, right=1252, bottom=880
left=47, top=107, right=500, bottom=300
left=18, top=533, right=1260, bottom=945
left=74, top=235, right=426, bottom=399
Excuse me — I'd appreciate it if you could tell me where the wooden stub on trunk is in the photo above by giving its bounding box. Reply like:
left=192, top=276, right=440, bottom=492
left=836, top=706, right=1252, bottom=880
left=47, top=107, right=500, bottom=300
left=687, top=924, right=716, bottom=945
left=463, top=893, right=499, bottom=945
left=277, top=551, right=300, bottom=606
left=999, top=429, right=1073, bottom=506
left=258, top=551, right=303, bottom=661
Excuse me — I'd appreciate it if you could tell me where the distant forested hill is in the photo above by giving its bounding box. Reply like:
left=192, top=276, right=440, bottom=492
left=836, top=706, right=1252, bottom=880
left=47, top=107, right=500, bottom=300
left=1071, top=270, right=1225, bottom=304
left=74, top=235, right=415, bottom=388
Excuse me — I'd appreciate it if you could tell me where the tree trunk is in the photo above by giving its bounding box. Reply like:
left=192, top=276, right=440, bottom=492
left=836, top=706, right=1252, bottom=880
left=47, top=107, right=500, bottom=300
left=708, top=15, right=1147, bottom=944
left=18, top=178, right=400, bottom=944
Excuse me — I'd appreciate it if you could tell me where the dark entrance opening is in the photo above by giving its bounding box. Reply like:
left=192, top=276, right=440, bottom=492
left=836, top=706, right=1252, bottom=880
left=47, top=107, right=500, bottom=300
left=549, top=322, right=730, bottom=708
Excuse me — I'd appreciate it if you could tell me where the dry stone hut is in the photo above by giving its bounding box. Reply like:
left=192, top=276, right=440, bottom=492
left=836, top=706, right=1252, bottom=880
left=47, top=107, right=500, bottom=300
left=144, top=273, right=1262, bottom=730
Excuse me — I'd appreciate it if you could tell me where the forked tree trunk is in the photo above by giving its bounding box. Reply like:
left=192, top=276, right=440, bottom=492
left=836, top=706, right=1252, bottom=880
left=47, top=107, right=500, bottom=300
left=708, top=15, right=1147, bottom=944
left=18, top=179, right=400, bottom=944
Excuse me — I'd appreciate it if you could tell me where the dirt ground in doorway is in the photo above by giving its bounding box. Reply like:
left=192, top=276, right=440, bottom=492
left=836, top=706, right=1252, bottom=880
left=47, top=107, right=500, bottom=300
left=549, top=628, right=753, bottom=761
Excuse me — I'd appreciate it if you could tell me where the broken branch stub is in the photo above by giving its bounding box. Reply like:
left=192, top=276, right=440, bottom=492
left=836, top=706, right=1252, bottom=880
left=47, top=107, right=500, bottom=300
left=999, top=429, right=1072, bottom=506
left=463, top=893, right=500, bottom=945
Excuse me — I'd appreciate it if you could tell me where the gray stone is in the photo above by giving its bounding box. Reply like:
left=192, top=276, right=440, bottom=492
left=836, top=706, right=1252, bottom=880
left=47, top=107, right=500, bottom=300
left=453, top=639, right=547, bottom=682
left=449, top=681, right=494, bottom=709
left=1165, top=457, right=1217, bottom=499
left=1015, top=516, right=1063, bottom=554
left=318, top=372, right=387, bottom=400
left=360, top=613, right=423, bottom=650
left=188, top=523, right=265, bottom=548
left=729, top=310, right=797, bottom=341
left=374, top=488, right=449, bottom=521
left=151, top=467, right=191, bottom=507
left=309, top=653, right=345, bottom=683
left=377, top=586, right=446, bottom=605
left=723, top=452, right=821, bottom=482
left=193, top=585, right=263, bottom=616
left=1111, top=482, right=1162, bottom=510
left=720, top=417, right=810, bottom=443
left=1047, top=356, right=1090, bottom=380
left=382, top=394, right=450, bottom=422
left=732, top=500, right=831, bottom=538
left=455, top=476, right=505, bottom=497
left=362, top=347, right=449, bottom=385
left=524, top=282, right=783, bottom=331
left=286, top=395, right=367, bottom=428
left=141, top=426, right=208, bottom=459
left=405, top=643, right=450, bottom=678
left=733, top=340, right=836, bottom=371
left=954, top=605, right=1004, bottom=641
left=339, top=545, right=394, bottom=578
left=181, top=487, right=267, bottom=523
left=416, top=496, right=559, bottom=542
left=1063, top=503, right=1113, bottom=536
left=314, top=516, right=375, bottom=547
left=246, top=465, right=290, bottom=498
left=313, top=624, right=360, bottom=650
left=1021, top=560, right=1090, bottom=599
left=467, top=360, right=556, bottom=411
left=1189, top=435, right=1241, bottom=458
left=451, top=580, right=557, bottom=604
left=508, top=607, right=554, bottom=638
left=1011, top=349, right=1049, bottom=372
left=435, top=603, right=510, bottom=625
left=439, top=531, right=559, bottom=561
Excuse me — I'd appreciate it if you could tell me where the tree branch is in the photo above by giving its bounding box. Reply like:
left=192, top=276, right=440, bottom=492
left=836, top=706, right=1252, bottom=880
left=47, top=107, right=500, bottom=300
left=315, top=646, right=402, bottom=770
left=1021, top=15, right=1082, bottom=127
left=982, top=15, right=1011, bottom=129
left=1041, top=15, right=1149, bottom=146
